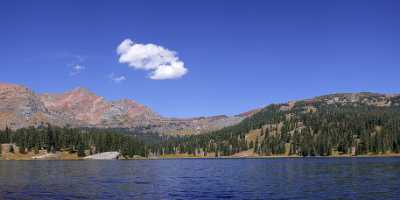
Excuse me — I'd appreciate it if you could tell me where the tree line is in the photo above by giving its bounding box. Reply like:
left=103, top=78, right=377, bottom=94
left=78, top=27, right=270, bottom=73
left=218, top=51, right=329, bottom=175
left=1, top=98, right=400, bottom=158
left=0, top=125, right=149, bottom=157
left=150, top=101, right=400, bottom=157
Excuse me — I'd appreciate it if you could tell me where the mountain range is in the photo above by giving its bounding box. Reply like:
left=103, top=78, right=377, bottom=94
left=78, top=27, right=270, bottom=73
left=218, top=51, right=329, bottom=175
left=0, top=82, right=252, bottom=134
left=3, top=81, right=399, bottom=138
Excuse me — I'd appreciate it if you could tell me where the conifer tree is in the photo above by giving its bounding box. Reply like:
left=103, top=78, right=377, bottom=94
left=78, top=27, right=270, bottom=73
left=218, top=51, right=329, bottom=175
left=77, top=143, right=86, bottom=157
left=9, top=144, right=14, bottom=153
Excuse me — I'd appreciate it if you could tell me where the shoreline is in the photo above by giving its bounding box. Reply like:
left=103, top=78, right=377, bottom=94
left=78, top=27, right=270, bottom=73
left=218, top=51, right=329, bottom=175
left=143, top=154, right=400, bottom=160
left=2, top=153, right=400, bottom=161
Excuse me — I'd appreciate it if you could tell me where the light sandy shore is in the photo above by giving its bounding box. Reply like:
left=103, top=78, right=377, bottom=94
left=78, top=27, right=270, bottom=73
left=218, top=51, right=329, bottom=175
left=32, top=153, right=57, bottom=160
left=84, top=152, right=120, bottom=160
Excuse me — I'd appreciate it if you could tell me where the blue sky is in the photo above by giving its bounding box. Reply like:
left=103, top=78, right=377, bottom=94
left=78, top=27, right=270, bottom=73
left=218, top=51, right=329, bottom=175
left=0, top=0, right=399, bottom=117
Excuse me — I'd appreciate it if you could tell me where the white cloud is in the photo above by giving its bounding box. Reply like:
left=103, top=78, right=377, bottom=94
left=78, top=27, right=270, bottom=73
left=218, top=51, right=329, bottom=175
left=109, top=73, right=127, bottom=83
left=74, top=64, right=85, bottom=71
left=116, top=39, right=188, bottom=80
left=70, top=64, right=85, bottom=76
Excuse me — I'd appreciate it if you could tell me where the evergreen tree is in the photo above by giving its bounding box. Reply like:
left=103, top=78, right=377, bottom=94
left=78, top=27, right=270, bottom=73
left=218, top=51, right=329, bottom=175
left=9, top=144, right=14, bottom=153
left=77, top=143, right=86, bottom=157
left=19, top=142, right=26, bottom=154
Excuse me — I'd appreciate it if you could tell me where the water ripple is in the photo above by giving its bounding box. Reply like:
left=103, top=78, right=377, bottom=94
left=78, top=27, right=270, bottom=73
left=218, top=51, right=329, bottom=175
left=0, top=158, right=400, bottom=199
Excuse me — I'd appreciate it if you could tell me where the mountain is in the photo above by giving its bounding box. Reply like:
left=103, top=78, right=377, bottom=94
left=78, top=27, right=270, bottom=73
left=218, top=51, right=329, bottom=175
left=0, top=83, right=72, bottom=129
left=0, top=82, right=245, bottom=134
left=2, top=84, right=400, bottom=158
left=156, top=92, right=400, bottom=157
left=39, top=87, right=160, bottom=127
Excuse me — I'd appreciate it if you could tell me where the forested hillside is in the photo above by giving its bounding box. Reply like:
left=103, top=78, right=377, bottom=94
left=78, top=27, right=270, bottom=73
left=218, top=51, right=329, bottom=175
left=0, top=126, right=152, bottom=158
left=151, top=93, right=400, bottom=157
left=1, top=92, right=400, bottom=159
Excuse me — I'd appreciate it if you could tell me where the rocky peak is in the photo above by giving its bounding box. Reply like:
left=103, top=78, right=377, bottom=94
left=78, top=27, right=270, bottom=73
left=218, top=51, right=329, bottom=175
left=69, top=87, right=95, bottom=96
left=40, top=88, right=108, bottom=125
left=0, top=83, right=51, bottom=129
left=0, top=82, right=244, bottom=134
left=64, top=87, right=101, bottom=102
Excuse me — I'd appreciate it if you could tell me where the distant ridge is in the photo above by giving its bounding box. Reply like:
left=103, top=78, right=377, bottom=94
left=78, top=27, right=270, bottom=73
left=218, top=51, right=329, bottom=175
left=2, top=82, right=398, bottom=136
left=0, top=82, right=244, bottom=135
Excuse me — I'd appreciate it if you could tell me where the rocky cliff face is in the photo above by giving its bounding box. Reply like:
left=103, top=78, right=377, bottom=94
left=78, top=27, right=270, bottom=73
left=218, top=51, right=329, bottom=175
left=0, top=82, right=245, bottom=134
left=39, top=87, right=160, bottom=127
left=0, top=83, right=74, bottom=129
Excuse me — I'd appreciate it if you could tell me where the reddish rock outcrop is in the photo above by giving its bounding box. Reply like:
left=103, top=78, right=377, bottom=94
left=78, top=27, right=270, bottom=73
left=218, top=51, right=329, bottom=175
left=0, top=82, right=245, bottom=135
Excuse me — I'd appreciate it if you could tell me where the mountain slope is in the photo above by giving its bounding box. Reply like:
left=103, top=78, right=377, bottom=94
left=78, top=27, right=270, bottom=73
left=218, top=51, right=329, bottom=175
left=0, top=83, right=76, bottom=129
left=0, top=82, right=245, bottom=134
left=154, top=92, right=400, bottom=157
left=40, top=87, right=160, bottom=127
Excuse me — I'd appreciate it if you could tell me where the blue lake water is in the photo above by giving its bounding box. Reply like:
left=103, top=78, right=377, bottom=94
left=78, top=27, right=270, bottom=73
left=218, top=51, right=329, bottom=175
left=0, top=158, right=400, bottom=199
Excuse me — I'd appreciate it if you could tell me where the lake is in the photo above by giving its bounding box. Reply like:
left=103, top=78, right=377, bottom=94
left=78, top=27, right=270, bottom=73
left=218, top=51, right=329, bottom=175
left=0, top=158, right=399, bottom=199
